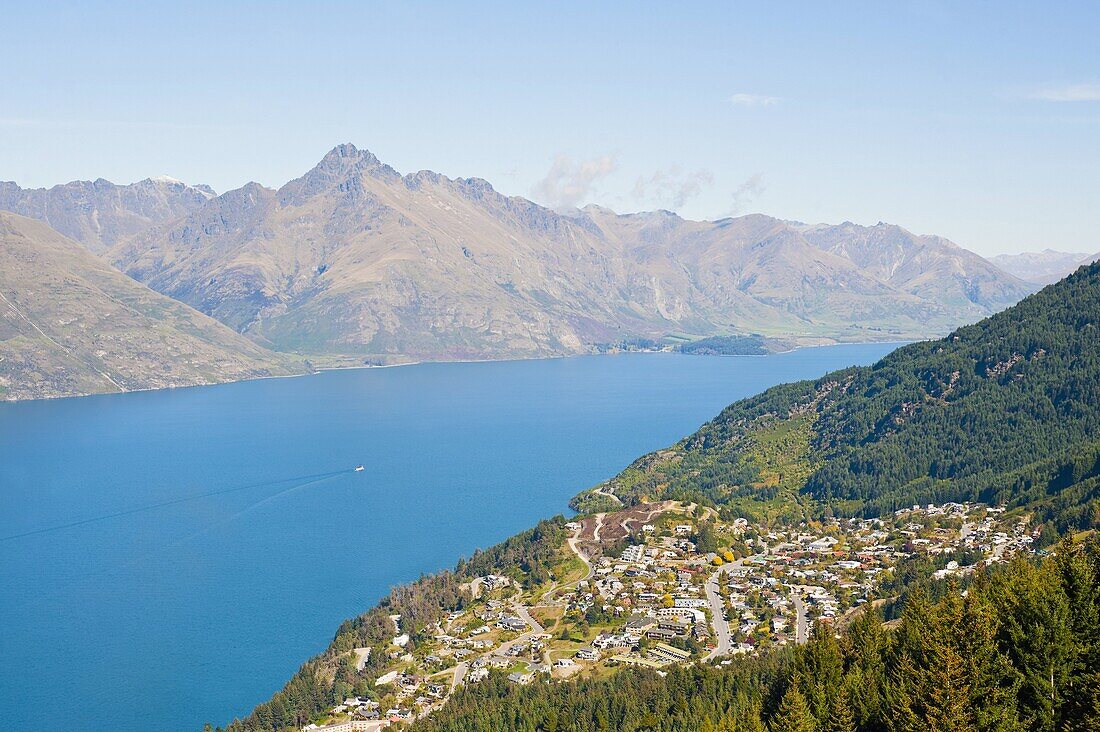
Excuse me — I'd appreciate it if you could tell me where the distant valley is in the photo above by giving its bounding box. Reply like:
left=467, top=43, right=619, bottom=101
left=1, top=144, right=1044, bottom=399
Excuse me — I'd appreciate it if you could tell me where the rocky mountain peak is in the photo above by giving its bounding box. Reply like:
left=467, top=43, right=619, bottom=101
left=279, top=144, right=400, bottom=205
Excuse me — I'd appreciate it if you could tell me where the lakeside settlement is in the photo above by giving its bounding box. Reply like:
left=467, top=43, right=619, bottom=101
left=301, top=499, right=1042, bottom=731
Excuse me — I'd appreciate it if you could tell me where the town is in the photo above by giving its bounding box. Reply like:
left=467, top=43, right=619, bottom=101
left=302, top=499, right=1042, bottom=731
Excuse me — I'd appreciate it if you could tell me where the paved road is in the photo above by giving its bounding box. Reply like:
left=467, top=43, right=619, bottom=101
left=703, top=568, right=734, bottom=660
left=567, top=528, right=595, bottom=582
left=704, top=544, right=769, bottom=661
left=703, top=556, right=753, bottom=660
left=792, top=591, right=809, bottom=644
left=450, top=661, right=468, bottom=693
left=513, top=601, right=546, bottom=635
left=593, top=487, right=624, bottom=506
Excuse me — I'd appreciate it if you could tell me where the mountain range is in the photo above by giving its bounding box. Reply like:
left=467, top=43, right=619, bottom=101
left=0, top=212, right=303, bottom=401
left=0, top=175, right=215, bottom=255
left=990, top=249, right=1100, bottom=285
left=107, top=144, right=1033, bottom=356
left=0, top=143, right=1044, bottom=398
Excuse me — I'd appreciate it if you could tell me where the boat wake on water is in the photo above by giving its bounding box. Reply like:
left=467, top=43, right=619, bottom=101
left=0, top=467, right=360, bottom=542
left=172, top=472, right=349, bottom=545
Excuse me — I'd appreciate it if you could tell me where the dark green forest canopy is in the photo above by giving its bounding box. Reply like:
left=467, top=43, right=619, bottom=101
left=581, top=262, right=1100, bottom=531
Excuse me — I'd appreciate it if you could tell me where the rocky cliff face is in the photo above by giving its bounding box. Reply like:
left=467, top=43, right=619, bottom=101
left=108, top=144, right=1035, bottom=360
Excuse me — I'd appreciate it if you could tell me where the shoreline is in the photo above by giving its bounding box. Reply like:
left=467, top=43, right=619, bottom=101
left=0, top=339, right=911, bottom=406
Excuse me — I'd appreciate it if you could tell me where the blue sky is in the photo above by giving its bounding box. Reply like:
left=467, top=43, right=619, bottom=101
left=1, top=1, right=1097, bottom=255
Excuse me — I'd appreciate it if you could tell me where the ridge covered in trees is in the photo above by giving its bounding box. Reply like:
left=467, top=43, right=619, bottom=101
left=577, top=262, right=1100, bottom=535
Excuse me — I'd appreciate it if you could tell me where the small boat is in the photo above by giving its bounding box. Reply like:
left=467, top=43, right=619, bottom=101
left=354, top=465, right=365, bottom=472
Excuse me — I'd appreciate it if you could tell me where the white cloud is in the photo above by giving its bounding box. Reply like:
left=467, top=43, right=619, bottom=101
left=730, top=93, right=781, bottom=108
left=632, top=165, right=714, bottom=209
left=1026, top=83, right=1100, bottom=102
left=728, top=173, right=766, bottom=215
left=531, top=154, right=618, bottom=209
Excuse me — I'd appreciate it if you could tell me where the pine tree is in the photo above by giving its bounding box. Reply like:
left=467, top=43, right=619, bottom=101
left=843, top=608, right=887, bottom=729
left=1055, top=538, right=1100, bottom=730
left=923, top=636, right=973, bottom=732
left=825, top=683, right=857, bottom=732
left=735, top=699, right=767, bottom=732
left=993, top=558, right=1072, bottom=729
left=799, top=624, right=845, bottom=725
left=769, top=686, right=818, bottom=732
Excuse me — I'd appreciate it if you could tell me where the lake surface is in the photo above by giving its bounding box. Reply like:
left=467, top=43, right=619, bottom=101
left=0, top=345, right=897, bottom=731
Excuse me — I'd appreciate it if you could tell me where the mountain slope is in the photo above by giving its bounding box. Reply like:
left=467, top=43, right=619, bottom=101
left=0, top=176, right=214, bottom=254
left=109, top=144, right=1034, bottom=360
left=576, top=262, right=1100, bottom=531
left=990, top=249, right=1096, bottom=285
left=0, top=213, right=305, bottom=400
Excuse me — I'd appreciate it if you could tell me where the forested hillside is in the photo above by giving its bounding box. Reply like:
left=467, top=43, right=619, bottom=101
left=576, top=262, right=1100, bottom=535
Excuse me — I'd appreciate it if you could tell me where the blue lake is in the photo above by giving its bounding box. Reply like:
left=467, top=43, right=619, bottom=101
left=0, top=345, right=897, bottom=731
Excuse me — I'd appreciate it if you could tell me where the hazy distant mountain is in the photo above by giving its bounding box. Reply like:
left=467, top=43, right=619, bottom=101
left=109, top=144, right=1035, bottom=361
left=989, top=249, right=1096, bottom=285
left=0, top=212, right=304, bottom=400
left=796, top=220, right=1029, bottom=312
left=0, top=176, right=214, bottom=254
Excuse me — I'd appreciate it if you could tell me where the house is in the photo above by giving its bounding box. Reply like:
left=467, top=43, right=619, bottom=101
left=645, top=627, right=678, bottom=641
left=624, top=614, right=657, bottom=632
left=808, top=537, right=839, bottom=553
left=497, top=616, right=527, bottom=632
left=305, top=722, right=386, bottom=732
left=592, top=632, right=635, bottom=650
left=575, top=647, right=601, bottom=661
left=616, top=654, right=666, bottom=669
left=648, top=642, right=692, bottom=664
left=508, top=671, right=534, bottom=685
left=482, top=574, right=512, bottom=590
